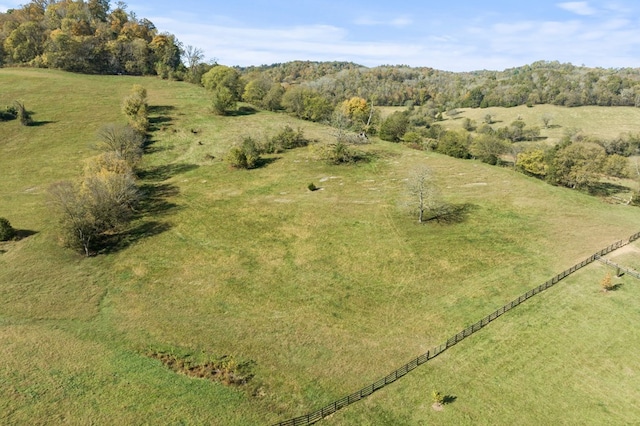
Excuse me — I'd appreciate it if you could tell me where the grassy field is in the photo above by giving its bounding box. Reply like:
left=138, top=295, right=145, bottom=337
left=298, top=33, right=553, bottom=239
left=2, top=68, right=640, bottom=425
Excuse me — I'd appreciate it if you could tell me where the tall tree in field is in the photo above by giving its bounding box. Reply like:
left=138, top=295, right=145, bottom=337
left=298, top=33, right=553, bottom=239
left=183, top=44, right=204, bottom=83
left=338, top=96, right=371, bottom=132
left=201, top=65, right=243, bottom=98
left=408, top=165, right=440, bottom=223
left=202, top=65, right=244, bottom=114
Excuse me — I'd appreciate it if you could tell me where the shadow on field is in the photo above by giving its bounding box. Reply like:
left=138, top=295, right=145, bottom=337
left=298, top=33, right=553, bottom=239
left=254, top=157, right=280, bottom=168
left=227, top=106, right=258, bottom=116
left=138, top=163, right=199, bottom=181
left=426, top=203, right=477, bottom=224
left=97, top=221, right=172, bottom=255
left=137, top=183, right=181, bottom=216
left=148, top=105, right=175, bottom=131
left=29, top=120, right=56, bottom=127
left=443, top=395, right=457, bottom=405
left=142, top=137, right=167, bottom=154
left=14, top=229, right=38, bottom=240
left=588, top=181, right=630, bottom=196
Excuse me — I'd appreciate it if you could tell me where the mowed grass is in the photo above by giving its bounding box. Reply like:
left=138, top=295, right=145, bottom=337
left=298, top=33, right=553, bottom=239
left=2, top=69, right=640, bottom=424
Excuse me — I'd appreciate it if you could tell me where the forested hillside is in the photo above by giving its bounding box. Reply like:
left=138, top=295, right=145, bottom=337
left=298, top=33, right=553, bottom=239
left=239, top=61, right=640, bottom=109
left=0, top=0, right=183, bottom=76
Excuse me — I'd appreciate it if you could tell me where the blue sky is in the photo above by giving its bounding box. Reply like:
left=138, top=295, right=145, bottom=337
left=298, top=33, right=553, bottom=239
left=2, top=1, right=640, bottom=71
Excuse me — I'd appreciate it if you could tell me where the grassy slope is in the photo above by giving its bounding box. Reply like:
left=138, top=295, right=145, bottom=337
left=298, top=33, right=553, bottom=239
left=2, top=69, right=640, bottom=425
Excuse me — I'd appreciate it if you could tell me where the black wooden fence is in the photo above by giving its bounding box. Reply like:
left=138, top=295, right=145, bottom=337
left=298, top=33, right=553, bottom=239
left=272, top=234, right=638, bottom=426
left=596, top=256, right=640, bottom=279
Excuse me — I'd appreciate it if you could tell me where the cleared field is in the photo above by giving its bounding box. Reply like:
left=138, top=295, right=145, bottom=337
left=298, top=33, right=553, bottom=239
left=2, top=69, right=640, bottom=425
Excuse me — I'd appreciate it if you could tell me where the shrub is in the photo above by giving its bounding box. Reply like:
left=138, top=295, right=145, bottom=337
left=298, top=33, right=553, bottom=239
left=225, top=136, right=260, bottom=169
left=308, top=182, right=317, bottom=191
left=122, top=85, right=149, bottom=133
left=14, top=101, right=32, bottom=126
left=262, top=125, right=308, bottom=153
left=317, top=141, right=365, bottom=165
left=600, top=272, right=615, bottom=292
left=0, top=217, right=16, bottom=241
left=0, top=105, right=17, bottom=121
left=211, top=86, right=237, bottom=115
left=462, top=117, right=476, bottom=131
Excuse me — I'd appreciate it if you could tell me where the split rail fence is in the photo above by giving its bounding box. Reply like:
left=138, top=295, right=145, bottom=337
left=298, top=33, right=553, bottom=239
left=273, top=232, right=640, bottom=426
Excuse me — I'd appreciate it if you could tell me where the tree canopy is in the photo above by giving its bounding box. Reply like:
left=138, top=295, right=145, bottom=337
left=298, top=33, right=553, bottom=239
left=0, top=0, right=184, bottom=76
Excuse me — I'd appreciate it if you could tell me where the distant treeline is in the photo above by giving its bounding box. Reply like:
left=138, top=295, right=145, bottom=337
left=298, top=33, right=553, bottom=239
left=239, top=60, right=640, bottom=109
left=4, top=2, right=640, bottom=111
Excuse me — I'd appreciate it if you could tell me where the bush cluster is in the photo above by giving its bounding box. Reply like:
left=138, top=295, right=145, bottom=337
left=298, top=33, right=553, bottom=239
left=122, top=85, right=149, bottom=133
left=260, top=125, right=308, bottom=153
left=0, top=217, right=16, bottom=241
left=225, top=137, right=261, bottom=169
left=0, top=105, right=17, bottom=121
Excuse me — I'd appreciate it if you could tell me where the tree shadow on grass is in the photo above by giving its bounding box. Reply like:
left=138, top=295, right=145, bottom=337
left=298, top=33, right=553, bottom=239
left=227, top=106, right=258, bottom=116
left=14, top=229, right=38, bottom=240
left=148, top=105, right=176, bottom=131
left=443, top=395, right=457, bottom=405
left=252, top=157, right=280, bottom=169
left=97, top=221, right=173, bottom=255
left=608, top=282, right=624, bottom=291
left=29, top=120, right=57, bottom=127
left=138, top=163, right=199, bottom=181
left=588, top=181, right=631, bottom=197
left=137, top=183, right=181, bottom=216
left=426, top=203, right=477, bottom=224
left=142, top=137, right=169, bottom=154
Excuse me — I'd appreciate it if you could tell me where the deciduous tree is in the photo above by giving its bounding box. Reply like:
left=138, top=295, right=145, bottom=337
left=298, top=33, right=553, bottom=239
left=550, top=142, right=607, bottom=189
left=408, top=165, right=441, bottom=223
left=95, top=124, right=144, bottom=168
left=379, top=110, right=409, bottom=142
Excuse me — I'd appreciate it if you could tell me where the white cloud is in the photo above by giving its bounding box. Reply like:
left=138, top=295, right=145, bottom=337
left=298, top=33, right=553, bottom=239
left=152, top=17, right=423, bottom=67
left=354, top=15, right=413, bottom=28
left=558, top=1, right=597, bottom=16
left=151, top=4, right=640, bottom=71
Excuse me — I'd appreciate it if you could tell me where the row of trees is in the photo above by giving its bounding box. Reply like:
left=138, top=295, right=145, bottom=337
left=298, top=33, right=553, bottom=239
left=237, top=61, right=640, bottom=109
left=48, top=85, right=146, bottom=256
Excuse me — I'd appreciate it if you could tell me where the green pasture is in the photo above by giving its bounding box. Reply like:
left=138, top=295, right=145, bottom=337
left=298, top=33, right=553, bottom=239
left=2, top=69, right=640, bottom=425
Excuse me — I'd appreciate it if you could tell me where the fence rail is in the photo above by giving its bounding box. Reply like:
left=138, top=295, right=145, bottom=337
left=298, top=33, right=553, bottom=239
left=272, top=235, right=637, bottom=426
left=596, top=256, right=640, bottom=279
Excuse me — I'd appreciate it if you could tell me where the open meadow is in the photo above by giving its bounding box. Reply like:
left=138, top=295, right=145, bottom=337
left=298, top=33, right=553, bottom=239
left=2, top=69, right=640, bottom=425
